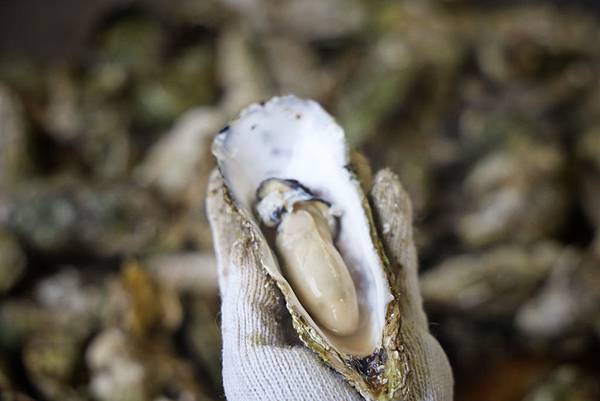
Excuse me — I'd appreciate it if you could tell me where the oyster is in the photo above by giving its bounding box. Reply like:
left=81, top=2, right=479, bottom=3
left=210, top=95, right=445, bottom=400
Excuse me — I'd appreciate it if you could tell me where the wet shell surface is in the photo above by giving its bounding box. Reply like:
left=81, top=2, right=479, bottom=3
left=212, top=96, right=408, bottom=400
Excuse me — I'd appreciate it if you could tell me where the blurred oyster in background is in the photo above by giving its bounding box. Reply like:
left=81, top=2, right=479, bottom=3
left=34, top=268, right=105, bottom=331
left=87, top=328, right=148, bottom=401
left=76, top=104, right=132, bottom=182
left=86, top=261, right=214, bottom=401
left=145, top=252, right=217, bottom=295
left=516, top=249, right=600, bottom=349
left=119, top=261, right=182, bottom=336
left=133, top=43, right=217, bottom=126
left=137, top=107, right=224, bottom=251
left=145, top=253, right=221, bottom=386
left=3, top=178, right=183, bottom=256
left=474, top=6, right=598, bottom=86
left=23, top=326, right=87, bottom=400
left=421, top=242, right=560, bottom=318
left=458, top=140, right=566, bottom=247
left=522, top=365, right=600, bottom=401
left=138, top=107, right=223, bottom=206
left=43, top=67, right=82, bottom=142
left=262, top=37, right=334, bottom=99
left=6, top=269, right=109, bottom=400
left=217, top=25, right=272, bottom=115
left=218, top=0, right=365, bottom=39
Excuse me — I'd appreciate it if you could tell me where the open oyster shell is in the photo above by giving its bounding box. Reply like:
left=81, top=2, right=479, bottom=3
left=211, top=96, right=427, bottom=400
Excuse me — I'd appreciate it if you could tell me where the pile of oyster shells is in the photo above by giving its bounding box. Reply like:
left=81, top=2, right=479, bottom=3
left=0, top=0, right=599, bottom=400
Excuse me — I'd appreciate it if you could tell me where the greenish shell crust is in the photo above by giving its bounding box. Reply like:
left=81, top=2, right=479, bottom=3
left=218, top=163, right=410, bottom=401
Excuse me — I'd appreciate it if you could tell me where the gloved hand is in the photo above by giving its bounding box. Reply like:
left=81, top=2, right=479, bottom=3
left=207, top=167, right=453, bottom=401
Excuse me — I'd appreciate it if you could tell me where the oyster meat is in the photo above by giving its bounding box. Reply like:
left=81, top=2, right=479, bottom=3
left=211, top=96, right=417, bottom=400
left=256, top=178, right=359, bottom=336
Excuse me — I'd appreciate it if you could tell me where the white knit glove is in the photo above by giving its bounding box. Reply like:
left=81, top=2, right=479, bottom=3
left=207, top=168, right=453, bottom=401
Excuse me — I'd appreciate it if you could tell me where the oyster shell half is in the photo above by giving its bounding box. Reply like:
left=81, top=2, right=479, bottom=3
left=211, top=96, right=410, bottom=399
